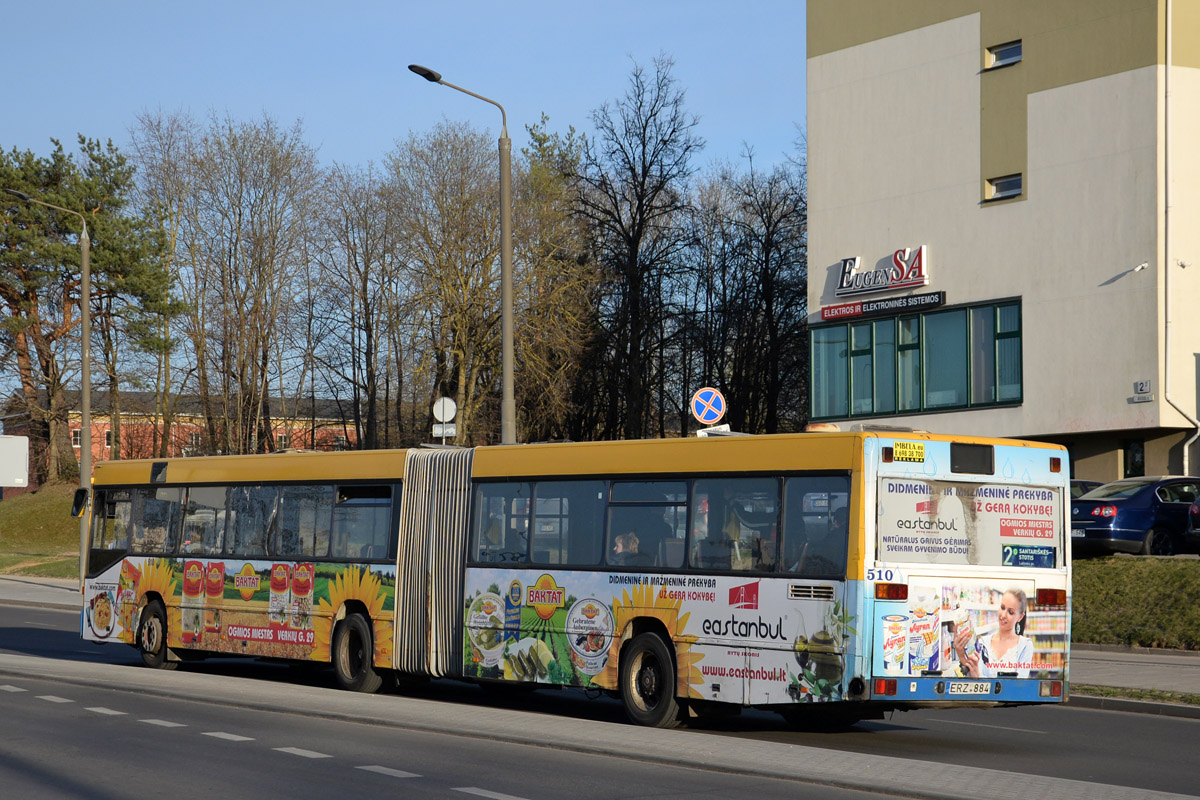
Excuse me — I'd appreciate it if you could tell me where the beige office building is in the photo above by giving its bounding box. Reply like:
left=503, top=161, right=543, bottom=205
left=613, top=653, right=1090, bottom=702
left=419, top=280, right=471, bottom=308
left=806, top=1, right=1200, bottom=480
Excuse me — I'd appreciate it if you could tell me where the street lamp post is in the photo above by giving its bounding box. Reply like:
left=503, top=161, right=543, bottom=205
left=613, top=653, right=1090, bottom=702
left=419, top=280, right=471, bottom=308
left=4, top=188, right=92, bottom=586
left=408, top=64, right=517, bottom=445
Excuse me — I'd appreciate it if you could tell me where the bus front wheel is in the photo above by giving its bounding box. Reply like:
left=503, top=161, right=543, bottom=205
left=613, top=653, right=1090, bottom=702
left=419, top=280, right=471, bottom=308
left=137, top=600, right=176, bottom=670
left=620, top=633, right=682, bottom=728
left=333, top=614, right=383, bottom=693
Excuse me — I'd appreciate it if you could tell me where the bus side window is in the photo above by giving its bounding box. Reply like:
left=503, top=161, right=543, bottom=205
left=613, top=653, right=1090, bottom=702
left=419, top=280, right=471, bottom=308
left=783, top=476, right=851, bottom=578
left=690, top=478, right=779, bottom=572
left=607, top=481, right=686, bottom=569
left=531, top=480, right=604, bottom=566
left=91, top=490, right=132, bottom=552
left=182, top=486, right=230, bottom=556
left=331, top=484, right=392, bottom=560
left=87, top=489, right=132, bottom=577
left=229, top=485, right=275, bottom=558
left=472, top=482, right=531, bottom=564
left=132, top=487, right=183, bottom=555
left=275, top=485, right=334, bottom=558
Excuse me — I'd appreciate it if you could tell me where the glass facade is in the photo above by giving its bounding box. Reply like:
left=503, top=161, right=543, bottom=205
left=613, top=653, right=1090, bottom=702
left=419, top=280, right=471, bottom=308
left=810, top=301, right=1021, bottom=420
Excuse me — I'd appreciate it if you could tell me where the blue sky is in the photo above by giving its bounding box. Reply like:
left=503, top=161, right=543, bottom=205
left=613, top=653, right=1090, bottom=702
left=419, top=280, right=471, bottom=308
left=3, top=1, right=806, bottom=172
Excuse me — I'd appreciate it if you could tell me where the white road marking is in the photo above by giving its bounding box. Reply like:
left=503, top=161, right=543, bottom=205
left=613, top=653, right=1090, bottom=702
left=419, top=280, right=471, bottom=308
left=203, top=732, right=254, bottom=742
left=36, top=695, right=73, bottom=703
left=86, top=707, right=127, bottom=716
left=274, top=747, right=331, bottom=759
left=453, top=789, right=531, bottom=800
left=927, top=718, right=1045, bottom=734
left=140, top=719, right=186, bottom=728
left=0, top=685, right=27, bottom=692
left=357, top=765, right=420, bottom=778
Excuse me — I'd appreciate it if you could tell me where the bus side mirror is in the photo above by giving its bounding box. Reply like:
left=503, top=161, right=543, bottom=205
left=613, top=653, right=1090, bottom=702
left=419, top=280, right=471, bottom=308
left=71, top=488, right=89, bottom=519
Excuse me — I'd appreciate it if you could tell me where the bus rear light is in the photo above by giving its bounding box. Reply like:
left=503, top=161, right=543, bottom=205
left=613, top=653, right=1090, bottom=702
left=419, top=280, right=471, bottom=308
left=873, top=678, right=897, bottom=696
left=875, top=582, right=908, bottom=601
left=1039, top=680, right=1063, bottom=698
left=1050, top=457, right=1061, bottom=473
left=1036, top=588, right=1067, bottom=606
left=1091, top=505, right=1117, bottom=517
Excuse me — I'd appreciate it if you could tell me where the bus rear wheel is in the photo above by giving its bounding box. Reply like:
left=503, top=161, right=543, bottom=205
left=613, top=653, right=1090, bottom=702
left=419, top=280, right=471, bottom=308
left=137, top=600, right=176, bottom=670
left=333, top=614, right=382, bottom=693
left=620, top=633, right=682, bottom=728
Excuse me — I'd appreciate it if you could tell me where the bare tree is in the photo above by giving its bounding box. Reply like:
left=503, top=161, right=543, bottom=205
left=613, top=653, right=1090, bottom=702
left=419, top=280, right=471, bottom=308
left=386, top=121, right=500, bottom=444
left=575, top=55, right=703, bottom=439
left=129, top=110, right=199, bottom=457
left=178, top=113, right=321, bottom=454
left=312, top=163, right=408, bottom=449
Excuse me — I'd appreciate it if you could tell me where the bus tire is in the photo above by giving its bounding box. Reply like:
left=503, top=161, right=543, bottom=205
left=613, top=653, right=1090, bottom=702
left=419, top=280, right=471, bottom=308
left=620, top=633, right=682, bottom=728
left=137, top=600, right=176, bottom=670
left=333, top=614, right=382, bottom=693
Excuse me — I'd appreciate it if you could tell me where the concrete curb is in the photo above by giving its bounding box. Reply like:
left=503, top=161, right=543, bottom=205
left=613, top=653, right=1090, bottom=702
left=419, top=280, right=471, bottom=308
left=1068, top=694, right=1200, bottom=719
left=1, top=598, right=78, bottom=612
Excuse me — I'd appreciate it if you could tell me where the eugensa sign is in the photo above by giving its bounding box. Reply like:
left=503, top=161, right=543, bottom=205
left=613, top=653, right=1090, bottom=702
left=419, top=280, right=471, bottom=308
left=835, top=245, right=928, bottom=298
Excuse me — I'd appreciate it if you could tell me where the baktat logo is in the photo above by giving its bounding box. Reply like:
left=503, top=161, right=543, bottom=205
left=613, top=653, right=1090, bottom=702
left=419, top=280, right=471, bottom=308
left=527, top=574, right=565, bottom=620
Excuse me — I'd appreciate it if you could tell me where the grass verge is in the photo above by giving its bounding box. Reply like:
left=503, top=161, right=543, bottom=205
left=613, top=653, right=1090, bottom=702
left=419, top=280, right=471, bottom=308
left=1072, top=556, right=1200, bottom=650
left=0, top=483, right=78, bottom=577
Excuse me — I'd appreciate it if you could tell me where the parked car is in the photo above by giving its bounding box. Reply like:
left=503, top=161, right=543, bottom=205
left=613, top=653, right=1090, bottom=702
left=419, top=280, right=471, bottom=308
left=1070, top=479, right=1103, bottom=499
left=1070, top=476, right=1199, bottom=556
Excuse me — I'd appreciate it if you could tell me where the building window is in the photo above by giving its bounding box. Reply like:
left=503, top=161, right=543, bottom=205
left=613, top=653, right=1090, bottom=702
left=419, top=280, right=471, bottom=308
left=104, top=430, right=112, bottom=448
left=812, top=326, right=849, bottom=418
left=923, top=310, right=967, bottom=408
left=1123, top=441, right=1145, bottom=478
left=72, top=429, right=81, bottom=448
left=986, top=174, right=1023, bottom=200
left=334, top=435, right=348, bottom=451
left=897, top=316, right=921, bottom=411
left=276, top=433, right=290, bottom=450
left=986, top=40, right=1022, bottom=69
left=810, top=301, right=1022, bottom=420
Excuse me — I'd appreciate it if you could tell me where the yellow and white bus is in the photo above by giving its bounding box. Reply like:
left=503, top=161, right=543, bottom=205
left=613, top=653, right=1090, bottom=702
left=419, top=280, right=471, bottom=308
left=81, top=430, right=1070, bottom=727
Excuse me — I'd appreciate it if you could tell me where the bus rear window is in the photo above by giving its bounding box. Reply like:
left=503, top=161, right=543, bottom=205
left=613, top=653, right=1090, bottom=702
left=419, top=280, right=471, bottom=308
left=951, top=443, right=994, bottom=474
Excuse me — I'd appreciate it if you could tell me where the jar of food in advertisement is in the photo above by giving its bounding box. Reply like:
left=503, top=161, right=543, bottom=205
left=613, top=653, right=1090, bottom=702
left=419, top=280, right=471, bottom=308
left=181, top=560, right=205, bottom=644
left=204, top=561, right=225, bottom=633
left=809, top=629, right=844, bottom=687
left=881, top=614, right=908, bottom=674
left=907, top=587, right=941, bottom=673
left=290, top=563, right=314, bottom=629
left=269, top=563, right=291, bottom=626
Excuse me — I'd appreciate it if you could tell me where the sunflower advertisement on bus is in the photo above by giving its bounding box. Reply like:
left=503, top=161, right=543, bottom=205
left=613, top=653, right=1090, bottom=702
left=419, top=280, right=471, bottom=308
left=463, top=569, right=854, bottom=707
left=83, top=558, right=397, bottom=668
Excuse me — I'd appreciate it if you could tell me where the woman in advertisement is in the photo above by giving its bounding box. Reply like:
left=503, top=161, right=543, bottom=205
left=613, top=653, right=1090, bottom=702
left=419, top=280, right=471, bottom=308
left=954, top=588, right=1034, bottom=678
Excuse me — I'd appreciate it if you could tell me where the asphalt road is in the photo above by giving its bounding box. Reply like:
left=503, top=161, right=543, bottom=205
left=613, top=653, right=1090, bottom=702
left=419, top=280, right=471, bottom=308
left=2, top=603, right=1197, bottom=799
left=2, top=673, right=887, bottom=800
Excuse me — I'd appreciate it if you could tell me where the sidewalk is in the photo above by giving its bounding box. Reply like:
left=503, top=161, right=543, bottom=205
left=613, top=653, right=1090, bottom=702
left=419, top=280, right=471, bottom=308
left=2, top=575, right=1198, bottom=718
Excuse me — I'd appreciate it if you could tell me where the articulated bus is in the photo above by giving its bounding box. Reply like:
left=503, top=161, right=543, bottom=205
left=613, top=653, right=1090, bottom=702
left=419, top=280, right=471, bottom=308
left=81, top=430, right=1070, bottom=727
